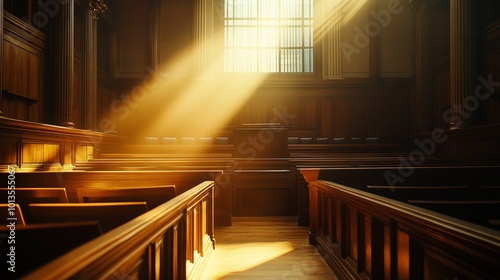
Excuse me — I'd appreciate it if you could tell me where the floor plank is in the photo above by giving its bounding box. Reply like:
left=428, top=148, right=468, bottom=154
left=202, top=216, right=339, bottom=280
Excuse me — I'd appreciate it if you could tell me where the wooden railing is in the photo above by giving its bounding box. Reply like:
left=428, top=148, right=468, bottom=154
left=22, top=180, right=216, bottom=280
left=0, top=117, right=123, bottom=171
left=301, top=168, right=500, bottom=280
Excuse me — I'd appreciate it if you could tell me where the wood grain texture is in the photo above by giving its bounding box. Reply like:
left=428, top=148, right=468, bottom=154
left=203, top=216, right=338, bottom=280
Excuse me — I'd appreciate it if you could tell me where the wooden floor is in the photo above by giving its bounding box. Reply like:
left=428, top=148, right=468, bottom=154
left=202, top=216, right=339, bottom=280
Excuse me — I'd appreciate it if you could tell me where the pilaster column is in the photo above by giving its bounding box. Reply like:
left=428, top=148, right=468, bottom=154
left=54, top=0, right=75, bottom=127
left=412, top=1, right=432, bottom=132
left=449, top=0, right=476, bottom=129
left=322, top=0, right=343, bottom=79
left=0, top=0, right=4, bottom=115
left=83, top=7, right=97, bottom=130
left=194, top=0, right=214, bottom=79
left=149, top=0, right=160, bottom=72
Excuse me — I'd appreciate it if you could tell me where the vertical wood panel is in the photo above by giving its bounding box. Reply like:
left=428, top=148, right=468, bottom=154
left=17, top=47, right=29, bottom=95
left=117, top=0, right=150, bottom=77
left=367, top=99, right=387, bottom=141
left=333, top=99, right=349, bottom=138
left=320, top=99, right=332, bottom=138
left=304, top=99, right=317, bottom=126
left=349, top=98, right=367, bottom=139
left=349, top=207, right=358, bottom=261
left=364, top=216, right=372, bottom=274
left=44, top=144, right=61, bottom=163
left=22, top=143, right=43, bottom=163
left=0, top=140, right=17, bottom=165
left=3, top=42, right=16, bottom=91
left=335, top=201, right=342, bottom=245
left=397, top=229, right=410, bottom=280
left=384, top=225, right=391, bottom=280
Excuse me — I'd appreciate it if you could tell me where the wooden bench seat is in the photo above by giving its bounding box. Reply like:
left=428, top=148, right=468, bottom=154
left=0, top=188, right=69, bottom=223
left=28, top=202, right=148, bottom=232
left=0, top=203, right=26, bottom=225
left=0, top=221, right=102, bottom=277
left=76, top=185, right=176, bottom=209
left=1, top=169, right=229, bottom=226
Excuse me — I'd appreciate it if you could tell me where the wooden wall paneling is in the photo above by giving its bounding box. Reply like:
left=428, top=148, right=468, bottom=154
left=433, top=61, right=451, bottom=129
left=17, top=43, right=29, bottom=97
left=75, top=145, right=94, bottom=163
left=44, top=143, right=62, bottom=164
left=253, top=98, right=270, bottom=123
left=0, top=138, right=18, bottom=167
left=0, top=0, right=3, bottom=115
left=116, top=0, right=150, bottom=78
left=377, top=0, right=412, bottom=78
left=348, top=98, right=367, bottom=141
left=28, top=52, right=40, bottom=121
left=320, top=98, right=333, bottom=138
left=340, top=2, right=370, bottom=78
left=367, top=98, right=387, bottom=142
left=286, top=98, right=302, bottom=126
left=348, top=206, right=358, bottom=264
left=232, top=170, right=293, bottom=216
left=74, top=54, right=83, bottom=128
left=96, top=72, right=118, bottom=131
left=483, top=30, right=500, bottom=124
left=21, top=143, right=45, bottom=165
left=3, top=14, right=46, bottom=122
left=304, top=99, right=318, bottom=127
left=158, top=0, right=194, bottom=77
left=333, top=98, right=349, bottom=139
left=2, top=39, right=15, bottom=91
left=21, top=142, right=62, bottom=170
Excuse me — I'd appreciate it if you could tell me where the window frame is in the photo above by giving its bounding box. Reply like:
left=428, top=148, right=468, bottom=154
left=217, top=0, right=323, bottom=81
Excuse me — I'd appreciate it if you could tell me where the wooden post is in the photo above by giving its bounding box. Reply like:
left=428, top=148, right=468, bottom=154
left=0, top=0, right=4, bottom=115
left=54, top=0, right=75, bottom=127
left=450, top=0, right=477, bottom=129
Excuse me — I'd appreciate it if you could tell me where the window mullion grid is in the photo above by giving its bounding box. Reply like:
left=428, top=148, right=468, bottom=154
left=301, top=0, right=305, bottom=72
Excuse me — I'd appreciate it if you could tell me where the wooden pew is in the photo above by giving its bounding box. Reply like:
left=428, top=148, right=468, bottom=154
left=76, top=185, right=176, bottom=209
left=290, top=157, right=437, bottom=226
left=1, top=169, right=230, bottom=226
left=0, top=203, right=26, bottom=226
left=22, top=181, right=215, bottom=280
left=0, top=221, right=102, bottom=278
left=28, top=202, right=148, bottom=233
left=301, top=168, right=500, bottom=280
left=0, top=188, right=68, bottom=223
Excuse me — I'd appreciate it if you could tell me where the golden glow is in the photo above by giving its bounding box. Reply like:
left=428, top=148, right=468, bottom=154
left=204, top=241, right=294, bottom=279
left=108, top=0, right=370, bottom=143
left=315, top=0, right=368, bottom=40
left=112, top=27, right=270, bottom=147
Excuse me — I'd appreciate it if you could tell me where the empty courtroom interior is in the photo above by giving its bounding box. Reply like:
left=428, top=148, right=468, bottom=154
left=1, top=0, right=500, bottom=279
